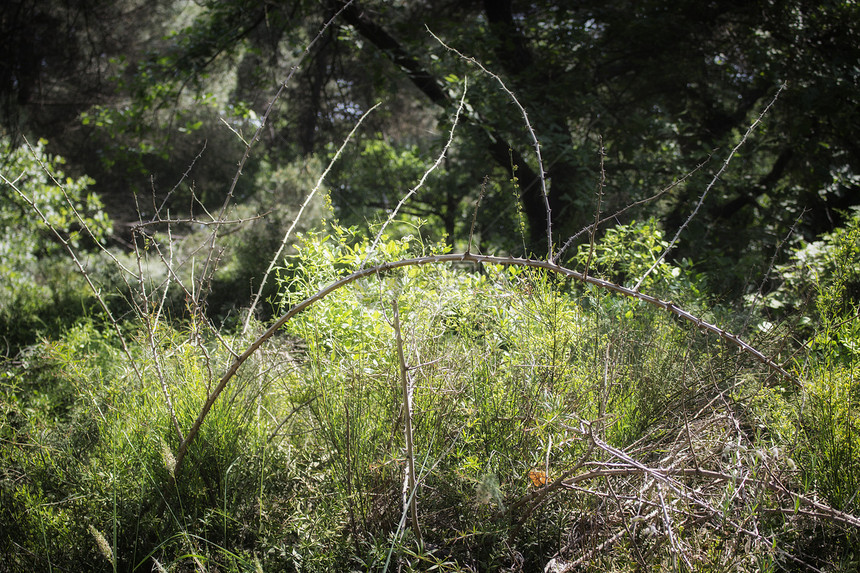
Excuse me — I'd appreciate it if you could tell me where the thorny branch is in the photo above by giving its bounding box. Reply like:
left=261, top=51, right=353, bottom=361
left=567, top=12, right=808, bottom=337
left=363, top=78, right=468, bottom=268
left=634, top=84, right=786, bottom=290
left=430, top=29, right=553, bottom=258
left=172, top=250, right=799, bottom=473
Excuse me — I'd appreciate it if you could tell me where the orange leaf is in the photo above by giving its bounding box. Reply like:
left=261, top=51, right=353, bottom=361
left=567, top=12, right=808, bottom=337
left=529, top=469, right=547, bottom=487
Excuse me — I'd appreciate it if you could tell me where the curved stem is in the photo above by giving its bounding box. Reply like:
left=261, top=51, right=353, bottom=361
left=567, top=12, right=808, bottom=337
left=173, top=251, right=799, bottom=472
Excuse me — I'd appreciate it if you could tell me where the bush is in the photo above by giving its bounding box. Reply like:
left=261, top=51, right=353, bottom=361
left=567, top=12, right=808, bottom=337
left=0, top=138, right=111, bottom=350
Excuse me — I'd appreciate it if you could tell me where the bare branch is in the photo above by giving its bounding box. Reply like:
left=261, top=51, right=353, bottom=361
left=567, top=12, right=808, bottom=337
left=363, top=79, right=468, bottom=267
left=583, top=138, right=605, bottom=279
left=242, top=101, right=381, bottom=333
left=429, top=28, right=553, bottom=258
left=392, top=299, right=423, bottom=550
left=634, top=84, right=786, bottom=291
left=467, top=175, right=488, bottom=254
left=554, top=156, right=710, bottom=264
left=197, top=1, right=356, bottom=299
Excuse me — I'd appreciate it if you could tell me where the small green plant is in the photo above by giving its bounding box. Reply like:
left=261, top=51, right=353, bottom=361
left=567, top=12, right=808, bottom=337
left=752, top=209, right=860, bottom=333
left=572, top=218, right=702, bottom=300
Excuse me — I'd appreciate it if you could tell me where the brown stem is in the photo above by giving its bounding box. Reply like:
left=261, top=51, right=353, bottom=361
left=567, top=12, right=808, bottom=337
left=393, top=300, right=423, bottom=550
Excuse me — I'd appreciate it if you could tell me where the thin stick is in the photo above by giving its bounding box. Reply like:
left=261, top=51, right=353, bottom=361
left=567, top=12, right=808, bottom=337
left=742, top=210, right=805, bottom=334
left=242, top=102, right=381, bottom=333
left=154, top=141, right=208, bottom=220
left=363, top=78, right=468, bottom=267
left=657, top=485, right=694, bottom=571
left=21, top=137, right=137, bottom=277
left=554, top=156, right=709, bottom=264
left=467, top=175, right=488, bottom=254
left=392, top=300, right=423, bottom=550
left=634, top=84, right=785, bottom=290
left=583, top=137, right=605, bottom=279
left=198, top=1, right=355, bottom=298
left=429, top=29, right=553, bottom=258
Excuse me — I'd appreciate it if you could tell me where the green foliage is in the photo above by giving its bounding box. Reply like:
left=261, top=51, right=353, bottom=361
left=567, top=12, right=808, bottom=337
left=754, top=210, right=860, bottom=334
left=800, top=357, right=860, bottom=511
left=791, top=215, right=860, bottom=512
left=4, top=0, right=860, bottom=291
left=65, top=0, right=856, bottom=258
left=2, top=2, right=859, bottom=568
left=573, top=219, right=690, bottom=288
left=327, top=134, right=507, bottom=249
left=742, top=212, right=860, bottom=560
left=0, top=138, right=112, bottom=349
left=0, top=137, right=110, bottom=259
left=266, top=227, right=763, bottom=568
left=3, top=218, right=860, bottom=570
left=0, top=318, right=284, bottom=570
left=570, top=219, right=706, bottom=320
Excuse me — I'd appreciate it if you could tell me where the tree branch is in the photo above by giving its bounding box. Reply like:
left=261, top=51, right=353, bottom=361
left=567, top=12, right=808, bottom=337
left=337, top=1, right=449, bottom=106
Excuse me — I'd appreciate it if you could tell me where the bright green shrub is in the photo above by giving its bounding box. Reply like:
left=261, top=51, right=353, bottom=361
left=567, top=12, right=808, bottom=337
left=4, top=210, right=857, bottom=571
left=748, top=213, right=860, bottom=512
left=0, top=317, right=289, bottom=570
left=797, top=217, right=860, bottom=511
left=571, top=218, right=703, bottom=303
left=266, top=223, right=720, bottom=568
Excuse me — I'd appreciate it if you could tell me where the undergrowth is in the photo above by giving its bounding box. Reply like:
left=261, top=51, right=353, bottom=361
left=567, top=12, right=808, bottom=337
left=1, top=218, right=858, bottom=571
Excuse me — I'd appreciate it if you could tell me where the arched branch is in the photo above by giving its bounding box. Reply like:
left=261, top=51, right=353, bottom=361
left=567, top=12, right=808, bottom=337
left=173, top=251, right=799, bottom=472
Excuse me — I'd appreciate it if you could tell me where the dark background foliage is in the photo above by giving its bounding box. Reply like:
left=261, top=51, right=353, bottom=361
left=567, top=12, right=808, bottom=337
left=2, top=0, right=859, bottom=305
